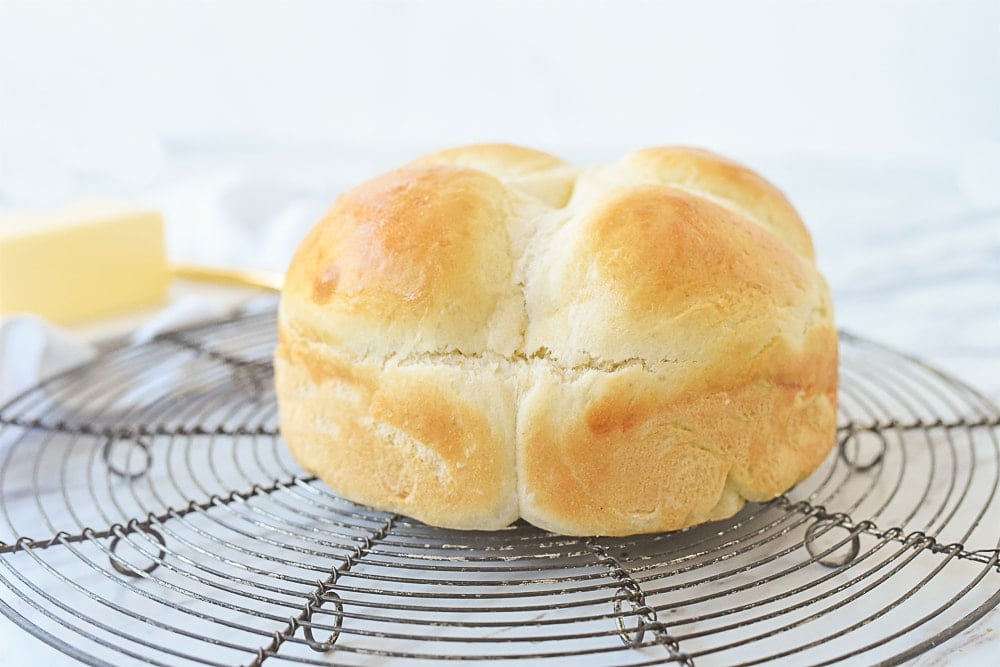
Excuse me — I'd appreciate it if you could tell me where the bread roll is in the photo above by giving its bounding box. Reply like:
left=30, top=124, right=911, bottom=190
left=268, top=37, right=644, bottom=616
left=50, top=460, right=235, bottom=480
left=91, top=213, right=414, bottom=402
left=274, top=144, right=837, bottom=536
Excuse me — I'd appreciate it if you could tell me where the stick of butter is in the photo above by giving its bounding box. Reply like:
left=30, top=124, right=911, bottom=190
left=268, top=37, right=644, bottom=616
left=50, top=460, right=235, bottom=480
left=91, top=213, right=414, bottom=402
left=0, top=202, right=169, bottom=324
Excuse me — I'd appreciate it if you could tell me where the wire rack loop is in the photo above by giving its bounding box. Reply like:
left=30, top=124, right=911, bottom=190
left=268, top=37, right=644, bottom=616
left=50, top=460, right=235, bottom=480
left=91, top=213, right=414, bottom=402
left=837, top=428, right=887, bottom=471
left=108, top=520, right=167, bottom=577
left=804, top=517, right=862, bottom=568
left=302, top=588, right=345, bottom=652
left=101, top=434, right=153, bottom=480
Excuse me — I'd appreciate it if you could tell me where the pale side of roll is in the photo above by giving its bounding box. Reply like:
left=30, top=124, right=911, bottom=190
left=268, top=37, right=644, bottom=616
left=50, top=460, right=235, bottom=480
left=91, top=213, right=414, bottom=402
left=274, top=144, right=838, bottom=536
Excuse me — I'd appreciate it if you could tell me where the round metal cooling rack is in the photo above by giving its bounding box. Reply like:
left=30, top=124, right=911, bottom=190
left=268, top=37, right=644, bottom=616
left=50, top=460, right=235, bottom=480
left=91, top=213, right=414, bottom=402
left=1, top=305, right=998, bottom=667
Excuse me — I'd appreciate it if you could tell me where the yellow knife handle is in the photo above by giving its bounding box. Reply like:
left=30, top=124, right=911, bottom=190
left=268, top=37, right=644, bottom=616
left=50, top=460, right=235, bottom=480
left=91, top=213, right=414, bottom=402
left=169, top=263, right=283, bottom=292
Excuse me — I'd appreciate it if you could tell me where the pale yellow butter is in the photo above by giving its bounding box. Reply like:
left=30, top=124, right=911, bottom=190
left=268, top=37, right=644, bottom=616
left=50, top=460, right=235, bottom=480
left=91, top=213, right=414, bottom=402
left=0, top=202, right=169, bottom=323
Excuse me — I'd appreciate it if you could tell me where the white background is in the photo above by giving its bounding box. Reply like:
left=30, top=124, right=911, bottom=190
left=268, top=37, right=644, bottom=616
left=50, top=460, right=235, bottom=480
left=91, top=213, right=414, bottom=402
left=1, top=0, right=999, bottom=664
left=1, top=0, right=998, bottom=166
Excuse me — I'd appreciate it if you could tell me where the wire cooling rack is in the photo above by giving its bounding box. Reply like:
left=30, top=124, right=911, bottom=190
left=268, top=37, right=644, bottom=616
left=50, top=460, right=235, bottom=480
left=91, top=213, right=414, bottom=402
left=0, top=307, right=998, bottom=666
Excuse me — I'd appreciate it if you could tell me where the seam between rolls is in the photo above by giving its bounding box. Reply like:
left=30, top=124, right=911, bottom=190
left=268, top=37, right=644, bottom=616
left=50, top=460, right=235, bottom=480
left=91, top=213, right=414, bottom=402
left=508, top=180, right=572, bottom=522
left=505, top=172, right=579, bottom=523
left=509, top=196, right=532, bottom=525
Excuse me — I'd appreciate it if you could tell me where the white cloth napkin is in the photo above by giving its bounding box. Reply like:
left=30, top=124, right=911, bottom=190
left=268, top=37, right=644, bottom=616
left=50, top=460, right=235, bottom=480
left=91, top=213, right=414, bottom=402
left=0, top=315, right=97, bottom=405
left=0, top=295, right=260, bottom=406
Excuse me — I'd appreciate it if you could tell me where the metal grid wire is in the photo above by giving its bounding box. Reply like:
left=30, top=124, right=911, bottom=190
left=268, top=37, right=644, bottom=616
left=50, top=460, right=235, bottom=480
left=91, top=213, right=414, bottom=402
left=0, top=306, right=998, bottom=666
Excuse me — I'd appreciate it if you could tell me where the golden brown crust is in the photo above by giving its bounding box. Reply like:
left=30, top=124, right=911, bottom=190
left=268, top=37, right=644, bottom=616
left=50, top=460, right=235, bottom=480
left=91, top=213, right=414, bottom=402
left=281, top=164, right=522, bottom=358
left=525, top=185, right=826, bottom=370
left=276, top=143, right=838, bottom=535
left=409, top=143, right=566, bottom=176
left=572, top=146, right=815, bottom=259
left=410, top=143, right=576, bottom=208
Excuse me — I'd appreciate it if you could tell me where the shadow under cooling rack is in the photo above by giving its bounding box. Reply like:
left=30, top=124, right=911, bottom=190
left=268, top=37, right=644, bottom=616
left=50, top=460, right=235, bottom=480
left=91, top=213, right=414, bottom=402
left=0, top=307, right=998, bottom=666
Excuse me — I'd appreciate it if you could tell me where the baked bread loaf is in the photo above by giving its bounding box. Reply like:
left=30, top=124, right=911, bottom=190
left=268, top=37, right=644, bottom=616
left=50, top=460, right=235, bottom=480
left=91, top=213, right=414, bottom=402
left=275, top=144, right=837, bottom=536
